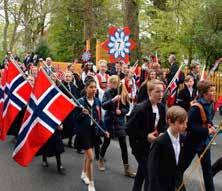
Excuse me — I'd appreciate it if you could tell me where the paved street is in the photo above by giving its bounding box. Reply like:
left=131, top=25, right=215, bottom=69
left=0, top=113, right=222, bottom=191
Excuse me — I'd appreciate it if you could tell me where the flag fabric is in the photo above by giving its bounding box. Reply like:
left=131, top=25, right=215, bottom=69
left=0, top=61, right=32, bottom=140
left=12, top=69, right=76, bottom=167
left=0, top=83, right=4, bottom=134
left=167, top=64, right=184, bottom=107
left=167, top=74, right=179, bottom=107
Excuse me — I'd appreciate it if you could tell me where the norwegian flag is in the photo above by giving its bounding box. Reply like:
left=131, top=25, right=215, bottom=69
left=167, top=75, right=179, bottom=107
left=0, top=84, right=4, bottom=134
left=12, top=69, right=76, bottom=167
left=0, top=61, right=32, bottom=140
left=167, top=64, right=184, bottom=107
left=0, top=68, right=7, bottom=134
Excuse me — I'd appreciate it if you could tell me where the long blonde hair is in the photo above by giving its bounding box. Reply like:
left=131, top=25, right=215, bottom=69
left=109, top=75, right=129, bottom=105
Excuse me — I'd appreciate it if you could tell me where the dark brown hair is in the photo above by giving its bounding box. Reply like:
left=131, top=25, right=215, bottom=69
left=197, top=80, right=216, bottom=97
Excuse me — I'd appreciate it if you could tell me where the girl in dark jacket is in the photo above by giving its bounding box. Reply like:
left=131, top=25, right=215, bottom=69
left=74, top=78, right=109, bottom=191
left=98, top=75, right=135, bottom=177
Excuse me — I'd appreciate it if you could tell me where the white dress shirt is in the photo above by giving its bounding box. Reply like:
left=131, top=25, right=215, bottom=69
left=167, top=128, right=180, bottom=165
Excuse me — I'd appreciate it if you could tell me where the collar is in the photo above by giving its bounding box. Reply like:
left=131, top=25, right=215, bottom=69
left=167, top=128, right=180, bottom=144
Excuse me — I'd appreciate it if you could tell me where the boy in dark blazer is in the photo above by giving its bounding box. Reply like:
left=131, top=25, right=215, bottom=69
left=148, top=106, right=188, bottom=191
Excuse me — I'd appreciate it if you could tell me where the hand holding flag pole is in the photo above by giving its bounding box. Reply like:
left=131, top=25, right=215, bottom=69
left=42, top=62, right=107, bottom=135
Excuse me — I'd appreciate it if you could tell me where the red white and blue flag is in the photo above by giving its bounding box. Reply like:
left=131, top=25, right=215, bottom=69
left=12, top=69, right=76, bottom=167
left=0, top=61, right=32, bottom=140
left=167, top=64, right=184, bottom=107
left=167, top=75, right=179, bottom=107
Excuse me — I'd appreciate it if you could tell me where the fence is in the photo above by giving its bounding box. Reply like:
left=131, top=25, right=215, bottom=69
left=209, top=72, right=222, bottom=100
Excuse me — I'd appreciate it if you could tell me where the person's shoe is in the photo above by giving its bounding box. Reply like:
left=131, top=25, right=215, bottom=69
left=88, top=181, right=96, bottom=191
left=211, top=141, right=217, bottom=145
left=68, top=143, right=75, bottom=149
left=123, top=164, right=136, bottom=178
left=57, top=165, right=66, bottom=175
left=98, top=159, right=105, bottom=171
left=41, top=161, right=49, bottom=168
left=81, top=172, right=90, bottom=185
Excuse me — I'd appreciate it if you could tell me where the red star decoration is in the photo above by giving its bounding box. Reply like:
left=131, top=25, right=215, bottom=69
left=101, top=26, right=136, bottom=63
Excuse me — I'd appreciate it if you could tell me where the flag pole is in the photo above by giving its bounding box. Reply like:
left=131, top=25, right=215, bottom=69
left=200, top=63, right=206, bottom=81
left=42, top=62, right=107, bottom=134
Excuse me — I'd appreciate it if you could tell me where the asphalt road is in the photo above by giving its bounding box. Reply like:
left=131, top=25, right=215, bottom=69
left=0, top=113, right=222, bottom=191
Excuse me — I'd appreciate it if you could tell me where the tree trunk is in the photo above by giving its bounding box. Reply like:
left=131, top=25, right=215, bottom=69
left=152, top=0, right=167, bottom=10
left=188, top=47, right=193, bottom=66
left=84, top=0, right=95, bottom=41
left=23, top=1, right=33, bottom=52
left=3, top=0, right=9, bottom=52
left=123, top=0, right=140, bottom=62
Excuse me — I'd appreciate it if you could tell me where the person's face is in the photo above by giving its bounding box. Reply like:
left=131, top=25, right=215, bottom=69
left=65, top=73, right=72, bottom=82
left=100, top=65, right=107, bottom=73
left=31, top=67, right=38, bottom=77
left=195, top=65, right=200, bottom=73
left=168, top=55, right=175, bottom=64
left=108, top=82, right=118, bottom=89
left=203, top=86, right=216, bottom=102
left=46, top=59, right=52, bottom=66
left=70, top=65, right=75, bottom=73
left=149, top=72, right=156, bottom=80
left=122, top=65, right=128, bottom=73
left=149, top=84, right=164, bottom=104
left=86, top=82, right=97, bottom=97
left=115, top=63, right=121, bottom=71
left=174, top=118, right=188, bottom=133
left=185, top=78, right=194, bottom=88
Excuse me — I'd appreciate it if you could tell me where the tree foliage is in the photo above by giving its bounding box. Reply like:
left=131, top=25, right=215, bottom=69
left=0, top=0, right=221, bottom=65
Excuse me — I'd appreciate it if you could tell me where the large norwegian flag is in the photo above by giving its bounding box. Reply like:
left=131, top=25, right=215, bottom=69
left=0, top=61, right=32, bottom=140
left=12, top=69, right=76, bottom=167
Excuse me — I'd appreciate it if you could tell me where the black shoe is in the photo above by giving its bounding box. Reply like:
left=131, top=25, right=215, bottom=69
left=57, top=165, right=66, bottom=175
left=42, top=161, right=49, bottom=168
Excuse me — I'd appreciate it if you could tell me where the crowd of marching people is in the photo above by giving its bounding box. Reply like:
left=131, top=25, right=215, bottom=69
left=1, top=50, right=222, bottom=191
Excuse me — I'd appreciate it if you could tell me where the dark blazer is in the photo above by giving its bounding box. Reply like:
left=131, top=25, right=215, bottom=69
left=148, top=132, right=183, bottom=191
left=59, top=81, right=81, bottom=138
left=176, top=85, right=197, bottom=111
left=126, top=100, right=166, bottom=157
left=102, top=88, right=129, bottom=137
left=59, top=81, right=81, bottom=99
left=75, top=96, right=102, bottom=134
left=43, top=66, right=55, bottom=75
left=137, top=83, right=148, bottom=103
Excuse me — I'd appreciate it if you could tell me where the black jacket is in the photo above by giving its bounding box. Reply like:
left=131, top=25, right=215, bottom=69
left=148, top=132, right=184, bottom=191
left=167, top=63, right=178, bottom=84
left=176, top=85, right=197, bottom=112
left=126, top=100, right=166, bottom=157
left=102, top=88, right=129, bottom=137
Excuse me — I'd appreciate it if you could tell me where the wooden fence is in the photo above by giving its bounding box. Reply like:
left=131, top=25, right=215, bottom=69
left=209, top=72, right=222, bottom=100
